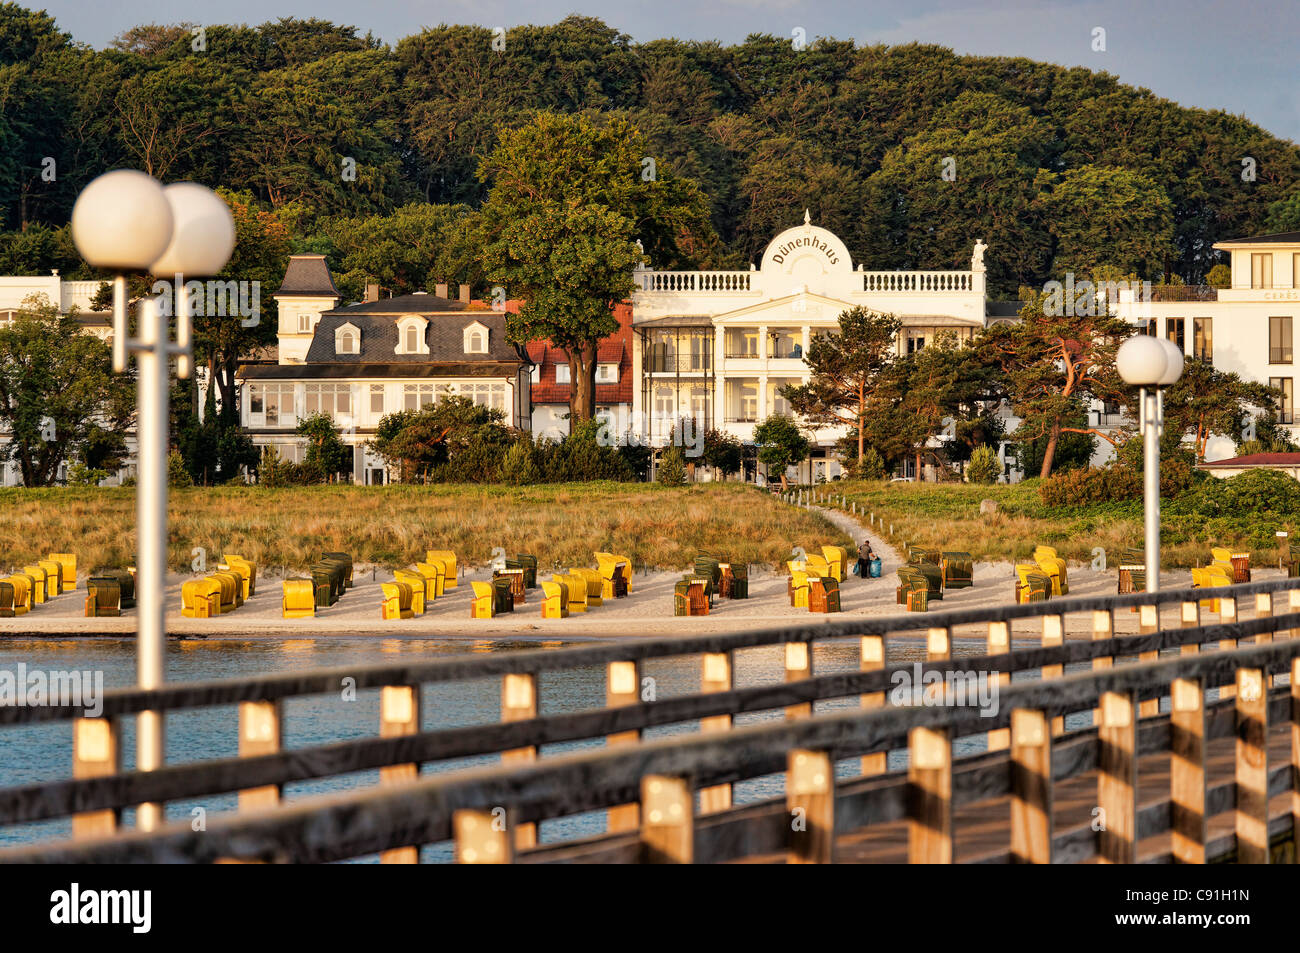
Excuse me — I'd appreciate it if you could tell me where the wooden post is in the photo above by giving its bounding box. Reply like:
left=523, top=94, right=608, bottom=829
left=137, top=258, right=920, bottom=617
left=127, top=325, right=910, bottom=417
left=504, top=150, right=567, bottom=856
left=1219, top=598, right=1238, bottom=700
left=1170, top=677, right=1206, bottom=864
left=699, top=652, right=733, bottom=812
left=1138, top=604, right=1160, bottom=716
left=238, top=700, right=282, bottom=812
left=1291, top=658, right=1300, bottom=853
left=1236, top=667, right=1269, bottom=864
left=72, top=717, right=118, bottom=838
left=380, top=685, right=421, bottom=864
left=1097, top=691, right=1137, bottom=863
left=1042, top=614, right=1065, bottom=735
left=1011, top=709, right=1052, bottom=863
left=606, top=660, right=641, bottom=832
left=1255, top=594, right=1275, bottom=687
left=787, top=749, right=834, bottom=864
left=1289, top=589, right=1300, bottom=640
left=501, top=673, right=538, bottom=848
left=454, top=808, right=513, bottom=864
left=860, top=635, right=887, bottom=775
left=1180, top=601, right=1200, bottom=655
left=908, top=726, right=952, bottom=863
left=987, top=621, right=1011, bottom=751
left=785, top=641, right=812, bottom=720
left=1092, top=609, right=1113, bottom=727
left=641, top=775, right=693, bottom=863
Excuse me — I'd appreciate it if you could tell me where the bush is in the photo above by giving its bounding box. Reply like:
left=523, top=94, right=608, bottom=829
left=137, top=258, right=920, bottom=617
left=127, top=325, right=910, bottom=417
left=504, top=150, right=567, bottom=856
left=657, top=445, right=687, bottom=485
left=966, top=445, right=999, bottom=484
left=167, top=450, right=193, bottom=488
left=1039, top=465, right=1140, bottom=505
left=855, top=446, right=886, bottom=480
left=1167, top=468, right=1300, bottom=522
left=498, top=439, right=541, bottom=485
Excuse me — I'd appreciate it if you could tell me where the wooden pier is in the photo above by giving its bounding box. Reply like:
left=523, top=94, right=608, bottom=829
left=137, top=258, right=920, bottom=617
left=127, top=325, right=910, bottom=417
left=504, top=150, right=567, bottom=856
left=1, top=577, right=1298, bottom=864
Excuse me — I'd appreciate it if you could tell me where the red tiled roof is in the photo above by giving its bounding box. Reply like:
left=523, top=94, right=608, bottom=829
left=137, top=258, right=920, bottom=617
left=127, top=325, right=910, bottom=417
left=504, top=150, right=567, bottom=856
left=1200, top=453, right=1300, bottom=467
left=528, top=303, right=633, bottom=406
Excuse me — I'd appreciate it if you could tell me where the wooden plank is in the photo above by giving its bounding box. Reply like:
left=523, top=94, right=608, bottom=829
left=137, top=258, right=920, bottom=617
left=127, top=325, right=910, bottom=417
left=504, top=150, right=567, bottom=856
left=1042, top=615, right=1065, bottom=735
left=501, top=673, right=538, bottom=849
left=860, top=636, right=887, bottom=775
left=640, top=775, right=692, bottom=863
left=908, top=726, right=952, bottom=863
left=987, top=621, right=1011, bottom=751
left=1181, top=602, right=1200, bottom=655
left=785, top=642, right=812, bottom=720
left=699, top=652, right=733, bottom=813
left=1170, top=677, right=1206, bottom=863
left=454, top=808, right=512, bottom=864
left=787, top=749, right=834, bottom=863
left=606, top=660, right=641, bottom=832
left=1097, top=691, right=1136, bottom=863
left=237, top=700, right=282, bottom=812
left=379, top=685, right=421, bottom=864
left=1219, top=598, right=1238, bottom=699
left=1092, top=609, right=1114, bottom=728
left=71, top=717, right=118, bottom=839
left=1138, top=605, right=1160, bottom=717
left=1236, top=667, right=1269, bottom=864
left=1010, top=709, right=1051, bottom=863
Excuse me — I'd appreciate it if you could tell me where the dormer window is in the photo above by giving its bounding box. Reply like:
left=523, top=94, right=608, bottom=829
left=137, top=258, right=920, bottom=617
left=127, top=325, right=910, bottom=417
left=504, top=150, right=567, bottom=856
left=394, top=315, right=429, bottom=355
left=334, top=322, right=360, bottom=355
left=463, top=321, right=490, bottom=354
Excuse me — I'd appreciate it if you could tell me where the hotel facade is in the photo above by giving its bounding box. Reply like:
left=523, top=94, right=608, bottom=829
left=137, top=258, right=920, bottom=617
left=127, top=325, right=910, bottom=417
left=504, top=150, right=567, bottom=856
left=629, top=213, right=993, bottom=481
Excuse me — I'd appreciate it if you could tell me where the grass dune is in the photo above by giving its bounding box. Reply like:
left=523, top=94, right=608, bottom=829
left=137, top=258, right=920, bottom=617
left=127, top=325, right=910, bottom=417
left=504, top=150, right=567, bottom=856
left=0, top=482, right=852, bottom=575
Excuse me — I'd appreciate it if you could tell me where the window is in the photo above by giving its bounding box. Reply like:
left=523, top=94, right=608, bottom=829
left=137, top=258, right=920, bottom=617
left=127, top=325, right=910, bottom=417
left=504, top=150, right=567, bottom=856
left=335, top=323, right=360, bottom=355
left=395, top=316, right=429, bottom=355
left=304, top=384, right=351, bottom=419
left=297, top=313, right=315, bottom=333
left=768, top=379, right=796, bottom=417
left=1193, top=317, right=1213, bottom=362
left=907, top=331, right=926, bottom=354
left=555, top=364, right=570, bottom=384
left=463, top=322, right=489, bottom=354
left=726, top=380, right=758, bottom=422
left=403, top=383, right=436, bottom=411
left=1270, top=377, right=1293, bottom=424
left=1294, top=254, right=1300, bottom=289
left=725, top=328, right=759, bottom=359
left=248, top=383, right=296, bottom=427
left=460, top=382, right=507, bottom=412
left=1270, top=316, right=1292, bottom=364
left=369, top=384, right=384, bottom=415
left=768, top=328, right=801, bottom=359
left=596, top=363, right=619, bottom=384
left=1165, top=317, right=1184, bottom=352
left=1252, top=253, right=1273, bottom=289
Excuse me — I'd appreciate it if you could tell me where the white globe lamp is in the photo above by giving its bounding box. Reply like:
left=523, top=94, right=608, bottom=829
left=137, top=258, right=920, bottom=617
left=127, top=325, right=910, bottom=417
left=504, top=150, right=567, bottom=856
left=1115, top=334, right=1168, bottom=388
left=150, top=183, right=235, bottom=277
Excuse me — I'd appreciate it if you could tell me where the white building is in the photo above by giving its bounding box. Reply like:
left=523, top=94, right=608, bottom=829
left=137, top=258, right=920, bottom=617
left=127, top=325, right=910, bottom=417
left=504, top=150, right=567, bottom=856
left=630, top=213, right=990, bottom=482
left=238, top=255, right=532, bottom=484
left=1113, top=230, right=1300, bottom=462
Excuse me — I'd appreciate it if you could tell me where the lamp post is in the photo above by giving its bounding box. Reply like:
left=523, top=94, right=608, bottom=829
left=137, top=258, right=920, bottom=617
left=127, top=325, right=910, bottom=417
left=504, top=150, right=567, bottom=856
left=1115, top=334, right=1185, bottom=593
left=71, top=171, right=233, bottom=830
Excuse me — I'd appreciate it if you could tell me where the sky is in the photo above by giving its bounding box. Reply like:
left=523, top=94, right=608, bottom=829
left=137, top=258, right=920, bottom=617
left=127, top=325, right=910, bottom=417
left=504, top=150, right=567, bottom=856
left=34, top=0, right=1300, bottom=143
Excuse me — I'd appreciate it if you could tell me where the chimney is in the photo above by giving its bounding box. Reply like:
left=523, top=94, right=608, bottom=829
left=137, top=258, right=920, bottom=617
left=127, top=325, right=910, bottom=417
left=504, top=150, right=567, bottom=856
left=364, top=283, right=380, bottom=303
left=436, top=282, right=448, bottom=299
left=459, top=283, right=471, bottom=303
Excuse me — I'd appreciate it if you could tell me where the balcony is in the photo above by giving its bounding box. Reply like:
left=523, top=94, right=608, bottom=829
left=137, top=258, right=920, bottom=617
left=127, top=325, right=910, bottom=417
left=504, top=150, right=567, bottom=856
left=1149, top=285, right=1218, bottom=303
left=638, top=271, right=752, bottom=293
left=861, top=271, right=973, bottom=293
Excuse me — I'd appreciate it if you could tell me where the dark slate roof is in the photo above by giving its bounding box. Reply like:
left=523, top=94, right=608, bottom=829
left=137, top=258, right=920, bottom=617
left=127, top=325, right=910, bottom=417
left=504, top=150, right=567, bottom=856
left=333, top=293, right=470, bottom=313
left=276, top=255, right=340, bottom=297
left=304, top=306, right=521, bottom=365
left=1216, top=231, right=1300, bottom=245
left=239, top=363, right=522, bottom=380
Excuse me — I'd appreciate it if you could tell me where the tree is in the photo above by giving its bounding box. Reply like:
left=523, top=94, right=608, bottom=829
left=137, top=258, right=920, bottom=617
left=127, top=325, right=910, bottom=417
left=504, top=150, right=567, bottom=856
left=754, top=414, right=809, bottom=490
left=369, top=397, right=513, bottom=483
left=0, top=296, right=133, bottom=485
left=982, top=291, right=1133, bottom=478
left=701, top=428, right=742, bottom=479
left=1265, top=189, right=1300, bottom=233
left=966, top=445, right=999, bottom=484
left=321, top=203, right=478, bottom=300
left=656, top=444, right=686, bottom=485
left=296, top=412, right=352, bottom=482
left=476, top=111, right=714, bottom=421
left=1162, top=360, right=1274, bottom=461
left=781, top=306, right=900, bottom=465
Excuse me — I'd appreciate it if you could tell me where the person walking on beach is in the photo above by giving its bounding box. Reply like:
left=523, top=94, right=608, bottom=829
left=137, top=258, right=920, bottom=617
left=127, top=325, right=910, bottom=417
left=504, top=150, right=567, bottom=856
left=855, top=538, right=875, bottom=578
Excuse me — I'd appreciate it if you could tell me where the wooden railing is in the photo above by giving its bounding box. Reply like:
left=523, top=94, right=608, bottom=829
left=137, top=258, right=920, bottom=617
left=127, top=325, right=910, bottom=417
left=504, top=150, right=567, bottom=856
left=2, top=578, right=1298, bottom=863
